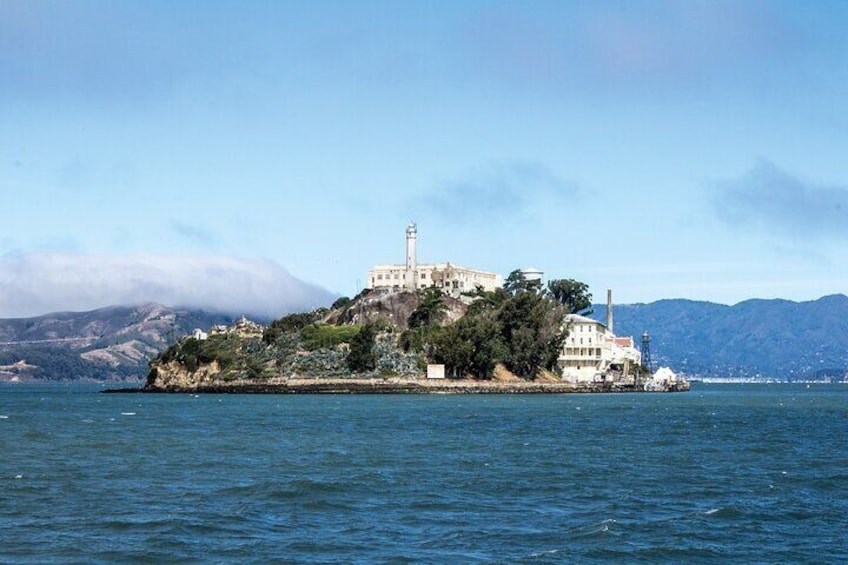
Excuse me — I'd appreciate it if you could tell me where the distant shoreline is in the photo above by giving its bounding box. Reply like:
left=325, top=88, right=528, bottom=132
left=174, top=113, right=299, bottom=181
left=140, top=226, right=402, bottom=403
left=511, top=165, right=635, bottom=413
left=103, top=378, right=690, bottom=394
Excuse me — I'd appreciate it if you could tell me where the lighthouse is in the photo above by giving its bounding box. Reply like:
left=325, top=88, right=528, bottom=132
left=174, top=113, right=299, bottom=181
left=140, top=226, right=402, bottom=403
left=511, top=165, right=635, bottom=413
left=405, top=222, right=417, bottom=291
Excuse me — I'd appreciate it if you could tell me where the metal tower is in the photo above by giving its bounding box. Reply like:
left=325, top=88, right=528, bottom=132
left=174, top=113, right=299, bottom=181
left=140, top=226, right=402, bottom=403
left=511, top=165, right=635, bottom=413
left=641, top=331, right=653, bottom=374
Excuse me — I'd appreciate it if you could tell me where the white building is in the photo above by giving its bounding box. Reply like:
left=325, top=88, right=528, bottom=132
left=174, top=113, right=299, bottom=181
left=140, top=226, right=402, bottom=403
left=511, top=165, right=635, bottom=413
left=367, top=224, right=502, bottom=295
left=558, top=314, right=642, bottom=383
left=368, top=261, right=502, bottom=294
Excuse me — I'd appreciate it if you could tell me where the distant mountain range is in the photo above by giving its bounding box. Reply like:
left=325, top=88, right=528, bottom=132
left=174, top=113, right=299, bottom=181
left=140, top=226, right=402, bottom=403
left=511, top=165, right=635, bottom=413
left=2, top=295, right=847, bottom=381
left=589, top=294, right=848, bottom=380
left=0, top=304, right=238, bottom=381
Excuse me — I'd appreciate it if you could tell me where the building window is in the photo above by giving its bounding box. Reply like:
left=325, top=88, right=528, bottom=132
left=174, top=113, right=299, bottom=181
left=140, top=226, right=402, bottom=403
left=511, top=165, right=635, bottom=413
left=377, top=274, right=383, bottom=280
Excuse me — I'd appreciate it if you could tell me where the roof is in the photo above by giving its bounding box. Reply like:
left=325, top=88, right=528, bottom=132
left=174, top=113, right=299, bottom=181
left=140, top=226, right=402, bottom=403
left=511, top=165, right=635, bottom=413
left=566, top=313, right=605, bottom=326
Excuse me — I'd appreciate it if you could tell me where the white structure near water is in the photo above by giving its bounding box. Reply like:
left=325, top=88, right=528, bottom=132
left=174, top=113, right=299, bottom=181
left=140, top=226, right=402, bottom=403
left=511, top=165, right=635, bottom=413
left=367, top=223, right=502, bottom=295
left=558, top=291, right=642, bottom=383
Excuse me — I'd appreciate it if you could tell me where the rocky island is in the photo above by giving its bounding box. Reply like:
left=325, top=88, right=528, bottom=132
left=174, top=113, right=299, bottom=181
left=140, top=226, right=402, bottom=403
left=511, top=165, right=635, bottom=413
left=127, top=270, right=688, bottom=394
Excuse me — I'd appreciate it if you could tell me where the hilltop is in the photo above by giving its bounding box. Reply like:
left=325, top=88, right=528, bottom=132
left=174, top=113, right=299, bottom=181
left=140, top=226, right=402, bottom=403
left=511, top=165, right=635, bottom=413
left=0, top=304, right=237, bottom=381
left=591, top=294, right=848, bottom=380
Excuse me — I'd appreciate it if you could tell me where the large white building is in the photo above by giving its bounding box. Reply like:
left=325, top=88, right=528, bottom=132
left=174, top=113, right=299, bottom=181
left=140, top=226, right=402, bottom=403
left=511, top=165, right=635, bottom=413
left=558, top=313, right=642, bottom=384
left=367, top=224, right=502, bottom=295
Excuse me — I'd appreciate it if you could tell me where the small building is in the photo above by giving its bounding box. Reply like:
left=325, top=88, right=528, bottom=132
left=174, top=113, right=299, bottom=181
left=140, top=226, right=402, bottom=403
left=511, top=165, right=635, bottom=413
left=427, top=364, right=446, bottom=379
left=558, top=314, right=642, bottom=383
left=192, top=328, right=208, bottom=341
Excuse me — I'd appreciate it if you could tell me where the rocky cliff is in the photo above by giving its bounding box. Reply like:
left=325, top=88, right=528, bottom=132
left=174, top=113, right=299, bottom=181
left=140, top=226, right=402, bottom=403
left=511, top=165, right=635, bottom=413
left=323, top=288, right=467, bottom=328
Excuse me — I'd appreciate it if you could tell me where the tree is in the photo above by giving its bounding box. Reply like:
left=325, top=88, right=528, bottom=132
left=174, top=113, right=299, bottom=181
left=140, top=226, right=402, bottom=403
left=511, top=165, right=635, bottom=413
left=407, top=287, right=447, bottom=329
left=547, top=279, right=593, bottom=314
left=432, top=324, right=474, bottom=378
left=346, top=324, right=377, bottom=373
left=503, top=269, right=542, bottom=296
left=429, top=269, right=579, bottom=380
left=331, top=296, right=352, bottom=310
left=497, top=289, right=567, bottom=378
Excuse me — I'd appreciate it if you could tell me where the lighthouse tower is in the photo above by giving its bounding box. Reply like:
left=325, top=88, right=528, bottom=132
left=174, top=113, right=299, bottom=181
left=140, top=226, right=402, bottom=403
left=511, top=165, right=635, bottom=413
left=405, top=222, right=417, bottom=291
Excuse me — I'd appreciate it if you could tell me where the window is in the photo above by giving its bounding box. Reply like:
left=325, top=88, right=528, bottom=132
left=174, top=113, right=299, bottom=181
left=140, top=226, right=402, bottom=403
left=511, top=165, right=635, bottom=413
left=377, top=274, right=383, bottom=280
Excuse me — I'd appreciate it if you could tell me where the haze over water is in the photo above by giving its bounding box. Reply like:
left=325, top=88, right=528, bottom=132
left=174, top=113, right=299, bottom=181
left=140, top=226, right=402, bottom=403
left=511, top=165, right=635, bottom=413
left=2, top=382, right=847, bottom=563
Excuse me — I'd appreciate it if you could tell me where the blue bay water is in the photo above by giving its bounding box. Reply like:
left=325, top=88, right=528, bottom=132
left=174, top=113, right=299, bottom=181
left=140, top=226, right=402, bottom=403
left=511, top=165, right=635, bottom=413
left=2, top=382, right=848, bottom=563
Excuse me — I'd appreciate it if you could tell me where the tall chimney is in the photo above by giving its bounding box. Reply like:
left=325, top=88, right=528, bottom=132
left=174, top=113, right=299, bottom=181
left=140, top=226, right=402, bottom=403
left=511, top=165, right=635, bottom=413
left=606, top=289, right=613, bottom=334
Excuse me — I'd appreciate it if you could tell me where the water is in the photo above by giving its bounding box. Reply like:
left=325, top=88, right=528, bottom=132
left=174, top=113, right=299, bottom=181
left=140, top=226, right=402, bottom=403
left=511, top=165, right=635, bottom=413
left=2, top=383, right=847, bottom=563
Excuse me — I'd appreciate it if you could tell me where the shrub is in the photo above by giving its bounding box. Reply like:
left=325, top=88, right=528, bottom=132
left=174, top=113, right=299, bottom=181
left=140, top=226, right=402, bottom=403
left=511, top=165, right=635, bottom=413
left=301, top=324, right=361, bottom=350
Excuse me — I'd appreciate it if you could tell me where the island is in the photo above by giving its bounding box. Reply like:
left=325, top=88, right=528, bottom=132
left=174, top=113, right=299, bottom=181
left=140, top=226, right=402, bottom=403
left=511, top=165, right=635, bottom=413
left=113, top=266, right=688, bottom=394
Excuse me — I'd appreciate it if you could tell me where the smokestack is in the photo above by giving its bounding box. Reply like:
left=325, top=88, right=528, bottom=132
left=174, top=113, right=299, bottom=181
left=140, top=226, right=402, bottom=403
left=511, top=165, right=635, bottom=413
left=606, top=289, right=613, bottom=334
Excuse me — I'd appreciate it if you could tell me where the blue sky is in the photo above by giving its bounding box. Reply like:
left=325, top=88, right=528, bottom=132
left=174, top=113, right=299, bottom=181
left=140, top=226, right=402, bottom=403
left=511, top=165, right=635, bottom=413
left=2, top=0, right=848, bottom=317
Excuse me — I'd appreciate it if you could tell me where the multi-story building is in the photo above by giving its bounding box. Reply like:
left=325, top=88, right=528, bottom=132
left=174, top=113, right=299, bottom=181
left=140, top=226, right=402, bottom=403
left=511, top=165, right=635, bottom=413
left=558, top=313, right=642, bottom=383
left=366, top=224, right=502, bottom=295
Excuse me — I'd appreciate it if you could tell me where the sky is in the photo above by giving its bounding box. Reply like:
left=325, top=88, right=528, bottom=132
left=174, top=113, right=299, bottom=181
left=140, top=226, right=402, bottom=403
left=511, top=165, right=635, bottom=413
left=2, top=0, right=848, bottom=318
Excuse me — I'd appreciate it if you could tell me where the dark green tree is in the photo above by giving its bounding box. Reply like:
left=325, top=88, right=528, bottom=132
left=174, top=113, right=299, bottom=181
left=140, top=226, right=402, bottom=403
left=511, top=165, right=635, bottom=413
left=429, top=269, right=577, bottom=380
left=432, top=324, right=474, bottom=378
left=496, top=289, right=566, bottom=378
left=458, top=314, right=507, bottom=379
left=503, top=269, right=542, bottom=296
left=331, top=296, right=352, bottom=310
left=407, top=287, right=447, bottom=329
left=346, top=323, right=377, bottom=373
left=547, top=279, right=593, bottom=314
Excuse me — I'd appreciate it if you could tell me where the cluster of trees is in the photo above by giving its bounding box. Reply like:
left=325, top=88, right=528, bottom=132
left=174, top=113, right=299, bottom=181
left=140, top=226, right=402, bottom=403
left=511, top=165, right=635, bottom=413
left=402, top=271, right=592, bottom=380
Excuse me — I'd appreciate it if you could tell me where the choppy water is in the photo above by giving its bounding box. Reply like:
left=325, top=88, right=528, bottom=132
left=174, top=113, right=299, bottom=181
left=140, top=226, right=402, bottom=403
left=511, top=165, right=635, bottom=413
left=2, top=382, right=847, bottom=563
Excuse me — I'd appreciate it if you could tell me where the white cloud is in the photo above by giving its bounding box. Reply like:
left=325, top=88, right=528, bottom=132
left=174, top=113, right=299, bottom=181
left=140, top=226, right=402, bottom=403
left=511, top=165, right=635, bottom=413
left=0, top=253, right=335, bottom=319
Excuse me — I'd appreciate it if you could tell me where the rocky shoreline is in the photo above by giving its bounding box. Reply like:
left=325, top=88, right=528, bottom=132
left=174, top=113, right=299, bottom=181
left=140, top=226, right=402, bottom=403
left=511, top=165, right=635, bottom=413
left=103, top=377, right=690, bottom=394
